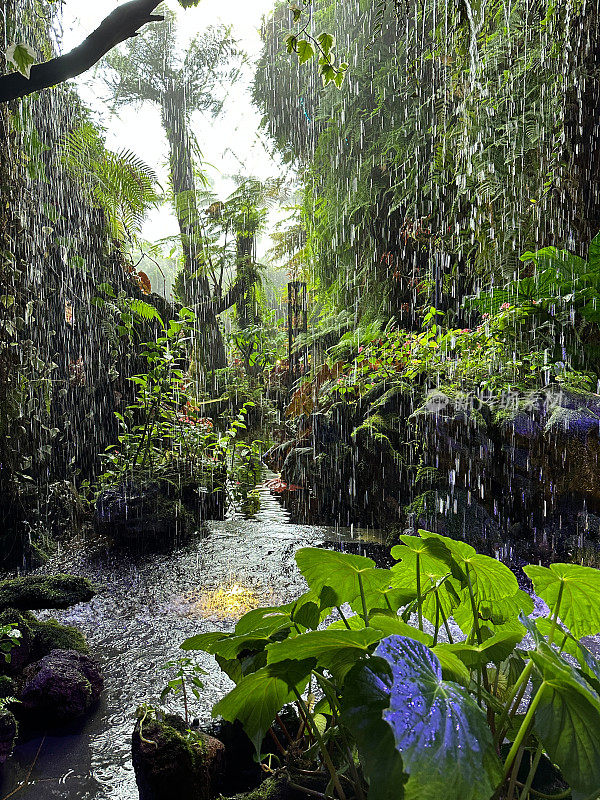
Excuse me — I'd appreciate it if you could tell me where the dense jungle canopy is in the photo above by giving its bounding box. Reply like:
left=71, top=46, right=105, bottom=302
left=3, top=1, right=600, bottom=799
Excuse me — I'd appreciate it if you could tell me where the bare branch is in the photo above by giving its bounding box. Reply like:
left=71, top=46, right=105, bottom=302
left=0, top=0, right=164, bottom=103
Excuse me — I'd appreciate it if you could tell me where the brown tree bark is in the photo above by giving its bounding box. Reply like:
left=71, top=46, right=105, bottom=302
left=161, top=92, right=227, bottom=370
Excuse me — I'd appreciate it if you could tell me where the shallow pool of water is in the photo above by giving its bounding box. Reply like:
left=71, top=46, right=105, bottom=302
left=0, top=481, right=357, bottom=800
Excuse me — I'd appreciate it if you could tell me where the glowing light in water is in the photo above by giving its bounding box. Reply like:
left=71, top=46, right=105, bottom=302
left=177, top=582, right=271, bottom=619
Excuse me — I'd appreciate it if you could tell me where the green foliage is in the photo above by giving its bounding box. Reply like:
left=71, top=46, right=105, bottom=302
left=60, top=122, right=160, bottom=244
left=4, top=42, right=36, bottom=77
left=0, top=624, right=21, bottom=665
left=98, top=308, right=223, bottom=492
left=161, top=656, right=206, bottom=727
left=181, top=532, right=600, bottom=799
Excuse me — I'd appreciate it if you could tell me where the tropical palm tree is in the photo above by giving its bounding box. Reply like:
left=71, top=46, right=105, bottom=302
left=105, top=6, right=240, bottom=370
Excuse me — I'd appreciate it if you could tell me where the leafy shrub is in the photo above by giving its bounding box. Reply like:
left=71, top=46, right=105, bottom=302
left=182, top=531, right=600, bottom=800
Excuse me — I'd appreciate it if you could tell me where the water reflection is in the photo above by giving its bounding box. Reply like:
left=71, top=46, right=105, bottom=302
left=0, top=478, right=342, bottom=800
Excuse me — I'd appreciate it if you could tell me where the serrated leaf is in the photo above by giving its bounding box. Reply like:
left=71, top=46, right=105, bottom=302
left=440, top=630, right=523, bottom=670
left=267, top=628, right=382, bottom=680
left=295, top=548, right=393, bottom=610
left=317, top=32, right=334, bottom=56
left=375, top=635, right=502, bottom=800
left=369, top=614, right=433, bottom=646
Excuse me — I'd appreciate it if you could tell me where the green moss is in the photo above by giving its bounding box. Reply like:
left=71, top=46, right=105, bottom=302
left=226, top=776, right=293, bottom=800
left=0, top=606, right=89, bottom=671
left=0, top=574, right=95, bottom=611
left=31, top=619, right=89, bottom=657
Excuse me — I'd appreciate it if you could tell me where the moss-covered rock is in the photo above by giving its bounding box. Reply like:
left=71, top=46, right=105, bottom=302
left=132, top=712, right=226, bottom=800
left=31, top=619, right=89, bottom=659
left=0, top=574, right=94, bottom=611
left=0, top=607, right=89, bottom=675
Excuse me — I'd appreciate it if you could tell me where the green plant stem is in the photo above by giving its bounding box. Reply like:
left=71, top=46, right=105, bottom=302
left=336, top=606, right=351, bottom=630
left=546, top=582, right=565, bottom=647
left=502, top=684, right=545, bottom=783
left=357, top=573, right=369, bottom=626
left=519, top=742, right=543, bottom=799
left=287, top=780, right=333, bottom=800
left=465, top=568, right=482, bottom=644
left=416, top=553, right=423, bottom=631
left=513, top=783, right=571, bottom=799
left=495, top=658, right=533, bottom=748
left=438, top=603, right=454, bottom=643
left=433, top=592, right=441, bottom=646
left=506, top=744, right=525, bottom=800
left=501, top=584, right=568, bottom=787
left=293, top=689, right=347, bottom=800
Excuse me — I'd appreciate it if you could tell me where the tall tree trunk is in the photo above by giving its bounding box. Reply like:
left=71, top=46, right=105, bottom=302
left=161, top=91, right=227, bottom=371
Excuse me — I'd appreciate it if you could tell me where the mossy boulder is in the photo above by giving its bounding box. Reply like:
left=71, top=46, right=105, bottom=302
left=0, top=574, right=94, bottom=612
left=0, top=608, right=89, bottom=675
left=31, top=618, right=89, bottom=659
left=132, top=712, right=226, bottom=800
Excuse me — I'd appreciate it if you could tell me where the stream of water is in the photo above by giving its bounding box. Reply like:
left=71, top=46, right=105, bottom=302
left=0, top=481, right=378, bottom=800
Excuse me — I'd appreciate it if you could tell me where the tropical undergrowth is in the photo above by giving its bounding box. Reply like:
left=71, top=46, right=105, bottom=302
left=95, top=303, right=267, bottom=514
left=178, top=531, right=600, bottom=800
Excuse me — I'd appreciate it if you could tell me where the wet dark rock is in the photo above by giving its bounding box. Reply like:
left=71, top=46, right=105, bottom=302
left=543, top=406, right=600, bottom=437
left=0, top=709, right=17, bottom=765
left=95, top=481, right=196, bottom=542
left=0, top=675, right=14, bottom=699
left=132, top=712, right=226, bottom=800
left=0, top=574, right=94, bottom=611
left=18, top=649, right=103, bottom=724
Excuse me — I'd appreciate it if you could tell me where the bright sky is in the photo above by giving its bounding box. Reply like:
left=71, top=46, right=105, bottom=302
left=59, top=0, right=288, bottom=250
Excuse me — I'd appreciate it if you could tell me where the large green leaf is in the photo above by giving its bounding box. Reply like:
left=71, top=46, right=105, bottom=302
left=530, top=643, right=600, bottom=800
left=587, top=232, right=600, bottom=277
left=524, top=563, right=600, bottom=638
left=419, top=530, right=518, bottom=602
left=295, top=547, right=392, bottom=609
left=212, top=659, right=312, bottom=754
left=341, top=659, right=407, bottom=800
left=376, top=635, right=502, bottom=800
left=266, top=628, right=382, bottom=680
left=440, top=631, right=522, bottom=670
left=390, top=535, right=455, bottom=590
left=180, top=631, right=230, bottom=653
left=234, top=606, right=293, bottom=636
left=369, top=614, right=433, bottom=646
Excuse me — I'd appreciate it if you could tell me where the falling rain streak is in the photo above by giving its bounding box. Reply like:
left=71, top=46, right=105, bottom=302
left=2, top=0, right=600, bottom=799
